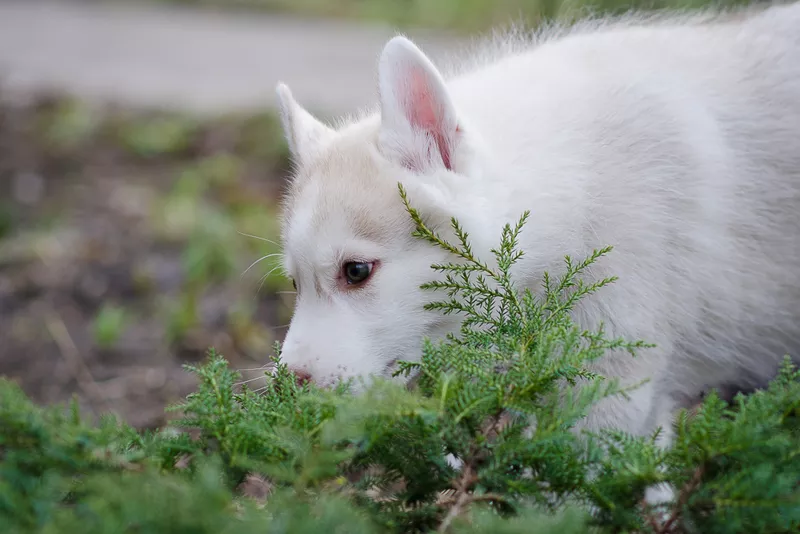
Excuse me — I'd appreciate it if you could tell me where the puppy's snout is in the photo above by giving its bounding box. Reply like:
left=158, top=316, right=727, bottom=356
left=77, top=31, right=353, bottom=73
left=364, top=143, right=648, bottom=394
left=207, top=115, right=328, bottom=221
left=288, top=367, right=313, bottom=386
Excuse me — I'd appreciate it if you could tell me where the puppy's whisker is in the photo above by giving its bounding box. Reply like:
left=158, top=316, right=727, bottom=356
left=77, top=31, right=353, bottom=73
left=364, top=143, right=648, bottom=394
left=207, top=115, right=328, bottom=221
left=237, top=231, right=281, bottom=248
left=255, top=264, right=286, bottom=295
left=236, top=365, right=275, bottom=372
left=242, top=253, right=284, bottom=278
left=234, top=375, right=270, bottom=387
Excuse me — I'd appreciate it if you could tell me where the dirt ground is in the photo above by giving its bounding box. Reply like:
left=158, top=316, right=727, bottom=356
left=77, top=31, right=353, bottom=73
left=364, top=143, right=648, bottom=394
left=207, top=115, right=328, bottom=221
left=0, top=90, right=295, bottom=429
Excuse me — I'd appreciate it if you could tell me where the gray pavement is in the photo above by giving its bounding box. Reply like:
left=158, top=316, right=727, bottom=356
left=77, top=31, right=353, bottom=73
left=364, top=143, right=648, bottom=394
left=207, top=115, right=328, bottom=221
left=0, top=0, right=463, bottom=117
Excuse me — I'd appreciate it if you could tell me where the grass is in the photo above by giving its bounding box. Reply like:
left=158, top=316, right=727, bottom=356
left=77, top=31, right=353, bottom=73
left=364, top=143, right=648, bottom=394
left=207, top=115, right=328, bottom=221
left=92, top=304, right=131, bottom=349
left=137, top=0, right=755, bottom=33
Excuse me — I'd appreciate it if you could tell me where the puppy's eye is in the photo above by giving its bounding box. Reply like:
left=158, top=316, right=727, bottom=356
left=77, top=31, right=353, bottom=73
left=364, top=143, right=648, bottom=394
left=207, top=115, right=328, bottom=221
left=343, top=261, right=373, bottom=285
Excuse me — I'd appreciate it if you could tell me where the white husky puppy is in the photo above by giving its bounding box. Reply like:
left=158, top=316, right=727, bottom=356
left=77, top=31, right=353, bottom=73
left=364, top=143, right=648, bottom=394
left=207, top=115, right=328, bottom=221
left=273, top=2, right=800, bottom=502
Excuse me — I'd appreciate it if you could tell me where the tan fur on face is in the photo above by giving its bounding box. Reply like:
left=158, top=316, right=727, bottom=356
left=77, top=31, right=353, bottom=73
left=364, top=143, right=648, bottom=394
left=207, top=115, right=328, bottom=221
left=281, top=120, right=417, bottom=281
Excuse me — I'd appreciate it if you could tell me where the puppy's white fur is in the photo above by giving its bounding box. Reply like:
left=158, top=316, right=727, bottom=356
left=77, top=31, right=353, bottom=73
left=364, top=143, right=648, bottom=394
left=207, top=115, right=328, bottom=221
left=274, top=2, right=800, bottom=502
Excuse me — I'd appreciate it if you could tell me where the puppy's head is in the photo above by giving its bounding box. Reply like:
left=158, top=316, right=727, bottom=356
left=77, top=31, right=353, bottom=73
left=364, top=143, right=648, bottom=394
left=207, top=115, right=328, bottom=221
left=274, top=36, right=477, bottom=389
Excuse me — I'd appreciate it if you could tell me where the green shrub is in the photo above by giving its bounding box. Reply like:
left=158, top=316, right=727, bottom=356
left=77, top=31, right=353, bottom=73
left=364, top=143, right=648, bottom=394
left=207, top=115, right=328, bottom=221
left=1, top=186, right=798, bottom=533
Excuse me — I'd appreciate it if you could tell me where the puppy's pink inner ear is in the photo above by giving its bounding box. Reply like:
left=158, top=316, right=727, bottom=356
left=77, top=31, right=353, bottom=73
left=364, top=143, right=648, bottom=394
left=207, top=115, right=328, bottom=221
left=403, top=66, right=456, bottom=170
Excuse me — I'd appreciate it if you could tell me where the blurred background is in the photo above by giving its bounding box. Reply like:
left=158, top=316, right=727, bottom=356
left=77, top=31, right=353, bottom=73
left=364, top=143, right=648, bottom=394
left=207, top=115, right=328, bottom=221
left=0, top=0, right=750, bottom=430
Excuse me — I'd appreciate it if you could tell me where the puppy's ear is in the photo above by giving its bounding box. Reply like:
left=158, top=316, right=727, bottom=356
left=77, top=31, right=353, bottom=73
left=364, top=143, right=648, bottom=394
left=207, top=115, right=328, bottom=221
left=377, top=36, right=462, bottom=173
left=276, top=83, right=336, bottom=167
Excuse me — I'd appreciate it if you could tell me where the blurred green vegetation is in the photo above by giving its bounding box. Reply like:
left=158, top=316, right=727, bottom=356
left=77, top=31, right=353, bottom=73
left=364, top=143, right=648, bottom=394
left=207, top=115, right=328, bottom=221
left=1, top=93, right=295, bottom=426
left=92, top=304, right=131, bottom=349
left=62, top=98, right=287, bottom=322
left=149, top=0, right=754, bottom=32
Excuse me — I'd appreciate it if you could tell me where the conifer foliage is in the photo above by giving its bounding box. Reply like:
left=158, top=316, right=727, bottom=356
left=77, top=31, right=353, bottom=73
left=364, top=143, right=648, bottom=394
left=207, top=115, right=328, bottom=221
left=1, top=185, right=798, bottom=533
